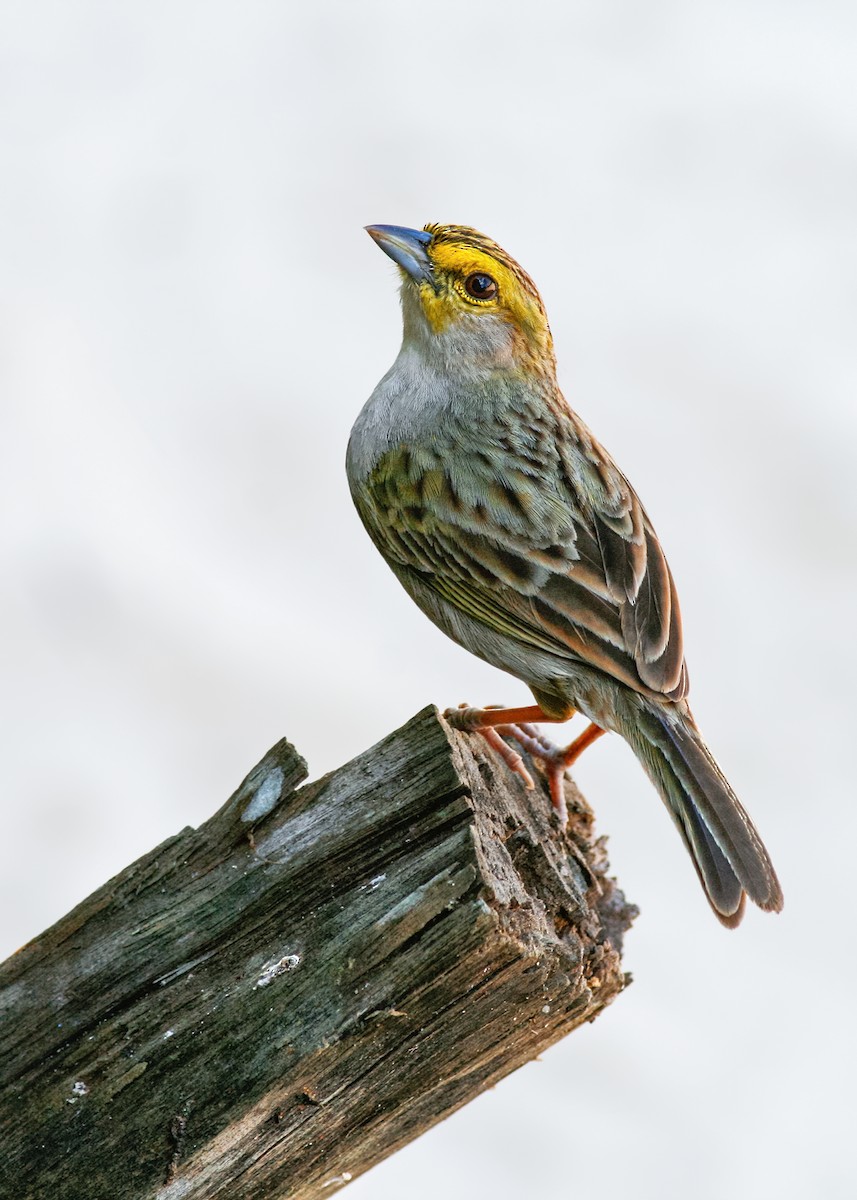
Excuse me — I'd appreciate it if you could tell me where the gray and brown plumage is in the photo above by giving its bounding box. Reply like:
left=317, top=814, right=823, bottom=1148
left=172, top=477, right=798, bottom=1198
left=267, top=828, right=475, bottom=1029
left=347, top=222, right=783, bottom=927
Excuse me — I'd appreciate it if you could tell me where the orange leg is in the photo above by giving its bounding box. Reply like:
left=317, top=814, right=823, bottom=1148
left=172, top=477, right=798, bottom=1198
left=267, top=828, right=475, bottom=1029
left=445, top=703, right=559, bottom=730
left=443, top=703, right=606, bottom=825
left=560, top=721, right=606, bottom=767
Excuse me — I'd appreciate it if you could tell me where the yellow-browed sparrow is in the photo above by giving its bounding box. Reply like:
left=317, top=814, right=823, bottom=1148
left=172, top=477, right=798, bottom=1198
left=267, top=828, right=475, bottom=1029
left=347, top=223, right=783, bottom=927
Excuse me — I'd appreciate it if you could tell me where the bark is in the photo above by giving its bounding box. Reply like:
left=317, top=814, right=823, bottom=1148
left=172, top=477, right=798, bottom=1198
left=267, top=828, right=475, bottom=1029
left=0, top=706, right=636, bottom=1199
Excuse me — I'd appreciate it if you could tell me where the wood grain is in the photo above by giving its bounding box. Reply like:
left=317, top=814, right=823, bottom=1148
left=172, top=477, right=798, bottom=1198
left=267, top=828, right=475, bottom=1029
left=0, top=707, right=636, bottom=1199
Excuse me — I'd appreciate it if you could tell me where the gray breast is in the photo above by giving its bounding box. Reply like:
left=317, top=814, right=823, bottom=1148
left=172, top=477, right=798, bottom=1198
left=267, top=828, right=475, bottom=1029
left=347, top=291, right=518, bottom=486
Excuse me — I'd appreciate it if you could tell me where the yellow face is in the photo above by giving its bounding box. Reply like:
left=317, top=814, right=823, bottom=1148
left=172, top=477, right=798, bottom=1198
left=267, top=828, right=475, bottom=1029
left=367, top=222, right=556, bottom=373
left=416, top=225, right=553, bottom=367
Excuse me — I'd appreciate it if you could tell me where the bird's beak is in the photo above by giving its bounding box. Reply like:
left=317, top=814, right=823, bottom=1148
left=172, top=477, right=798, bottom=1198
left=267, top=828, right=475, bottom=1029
left=366, top=224, right=433, bottom=285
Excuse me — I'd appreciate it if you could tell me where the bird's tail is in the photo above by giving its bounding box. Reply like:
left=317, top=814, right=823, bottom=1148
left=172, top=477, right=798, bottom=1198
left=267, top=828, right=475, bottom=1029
left=621, top=701, right=783, bottom=926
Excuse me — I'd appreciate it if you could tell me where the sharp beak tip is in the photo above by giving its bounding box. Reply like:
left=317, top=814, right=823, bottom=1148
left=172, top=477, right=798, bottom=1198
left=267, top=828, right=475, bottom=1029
left=364, top=224, right=433, bottom=285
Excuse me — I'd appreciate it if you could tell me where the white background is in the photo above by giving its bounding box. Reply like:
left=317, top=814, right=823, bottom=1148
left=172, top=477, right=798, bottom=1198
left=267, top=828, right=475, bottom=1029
left=1, top=3, right=854, bottom=1197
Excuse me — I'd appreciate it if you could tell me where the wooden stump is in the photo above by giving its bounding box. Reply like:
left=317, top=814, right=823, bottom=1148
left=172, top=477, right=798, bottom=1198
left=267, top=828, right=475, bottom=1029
left=0, top=707, right=636, bottom=1199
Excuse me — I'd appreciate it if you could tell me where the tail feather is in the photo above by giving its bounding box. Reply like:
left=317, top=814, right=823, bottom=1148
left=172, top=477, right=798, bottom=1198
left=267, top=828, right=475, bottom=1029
left=624, top=702, right=783, bottom=926
left=677, top=795, right=746, bottom=927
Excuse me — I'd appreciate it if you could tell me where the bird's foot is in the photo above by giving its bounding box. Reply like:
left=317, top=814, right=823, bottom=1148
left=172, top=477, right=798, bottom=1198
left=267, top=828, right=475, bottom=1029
left=507, top=722, right=607, bottom=824
left=444, top=703, right=540, bottom=793
left=475, top=725, right=537, bottom=792
left=443, top=703, right=605, bottom=826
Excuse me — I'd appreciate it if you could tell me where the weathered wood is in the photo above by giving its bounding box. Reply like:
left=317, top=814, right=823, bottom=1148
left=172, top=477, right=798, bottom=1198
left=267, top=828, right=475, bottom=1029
left=0, top=707, right=636, bottom=1199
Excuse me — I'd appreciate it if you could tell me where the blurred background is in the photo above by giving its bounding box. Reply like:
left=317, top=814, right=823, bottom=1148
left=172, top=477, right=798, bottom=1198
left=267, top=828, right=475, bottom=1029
left=1, top=2, right=854, bottom=1196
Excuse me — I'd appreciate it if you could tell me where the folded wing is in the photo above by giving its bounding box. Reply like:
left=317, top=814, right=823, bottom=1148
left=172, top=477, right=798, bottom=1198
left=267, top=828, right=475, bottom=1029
left=354, top=404, right=688, bottom=703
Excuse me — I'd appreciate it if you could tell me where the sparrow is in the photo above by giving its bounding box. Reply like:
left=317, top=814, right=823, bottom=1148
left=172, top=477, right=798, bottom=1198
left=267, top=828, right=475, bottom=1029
left=347, top=222, right=783, bottom=927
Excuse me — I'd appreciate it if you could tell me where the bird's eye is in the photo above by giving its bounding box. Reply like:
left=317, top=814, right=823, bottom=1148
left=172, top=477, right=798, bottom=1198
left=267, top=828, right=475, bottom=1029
left=464, top=273, right=498, bottom=300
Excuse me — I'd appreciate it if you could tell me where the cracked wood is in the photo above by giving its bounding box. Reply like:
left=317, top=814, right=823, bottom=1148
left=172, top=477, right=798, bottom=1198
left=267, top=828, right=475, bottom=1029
left=0, top=706, right=636, bottom=1199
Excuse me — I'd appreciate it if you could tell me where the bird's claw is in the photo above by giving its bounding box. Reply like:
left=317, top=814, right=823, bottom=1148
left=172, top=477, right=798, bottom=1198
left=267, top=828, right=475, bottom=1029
left=443, top=702, right=605, bottom=828
left=443, top=703, right=483, bottom=731
left=478, top=726, right=536, bottom=792
left=443, top=705, right=536, bottom=790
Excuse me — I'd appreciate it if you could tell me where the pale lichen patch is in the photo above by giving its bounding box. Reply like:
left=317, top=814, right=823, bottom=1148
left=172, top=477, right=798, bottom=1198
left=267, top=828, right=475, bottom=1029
left=321, top=1171, right=353, bottom=1188
left=241, top=766, right=286, bottom=823
left=254, top=953, right=301, bottom=989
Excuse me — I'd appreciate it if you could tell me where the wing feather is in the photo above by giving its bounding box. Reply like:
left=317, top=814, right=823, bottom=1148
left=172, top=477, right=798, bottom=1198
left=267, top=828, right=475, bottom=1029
left=354, top=403, right=688, bottom=703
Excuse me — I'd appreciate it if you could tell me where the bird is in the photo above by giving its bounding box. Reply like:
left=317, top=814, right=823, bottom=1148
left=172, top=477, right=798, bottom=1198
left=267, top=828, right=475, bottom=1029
left=347, top=222, right=783, bottom=928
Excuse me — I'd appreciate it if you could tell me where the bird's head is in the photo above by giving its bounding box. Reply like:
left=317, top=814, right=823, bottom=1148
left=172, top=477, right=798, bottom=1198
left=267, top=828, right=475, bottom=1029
left=366, top=223, right=556, bottom=378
